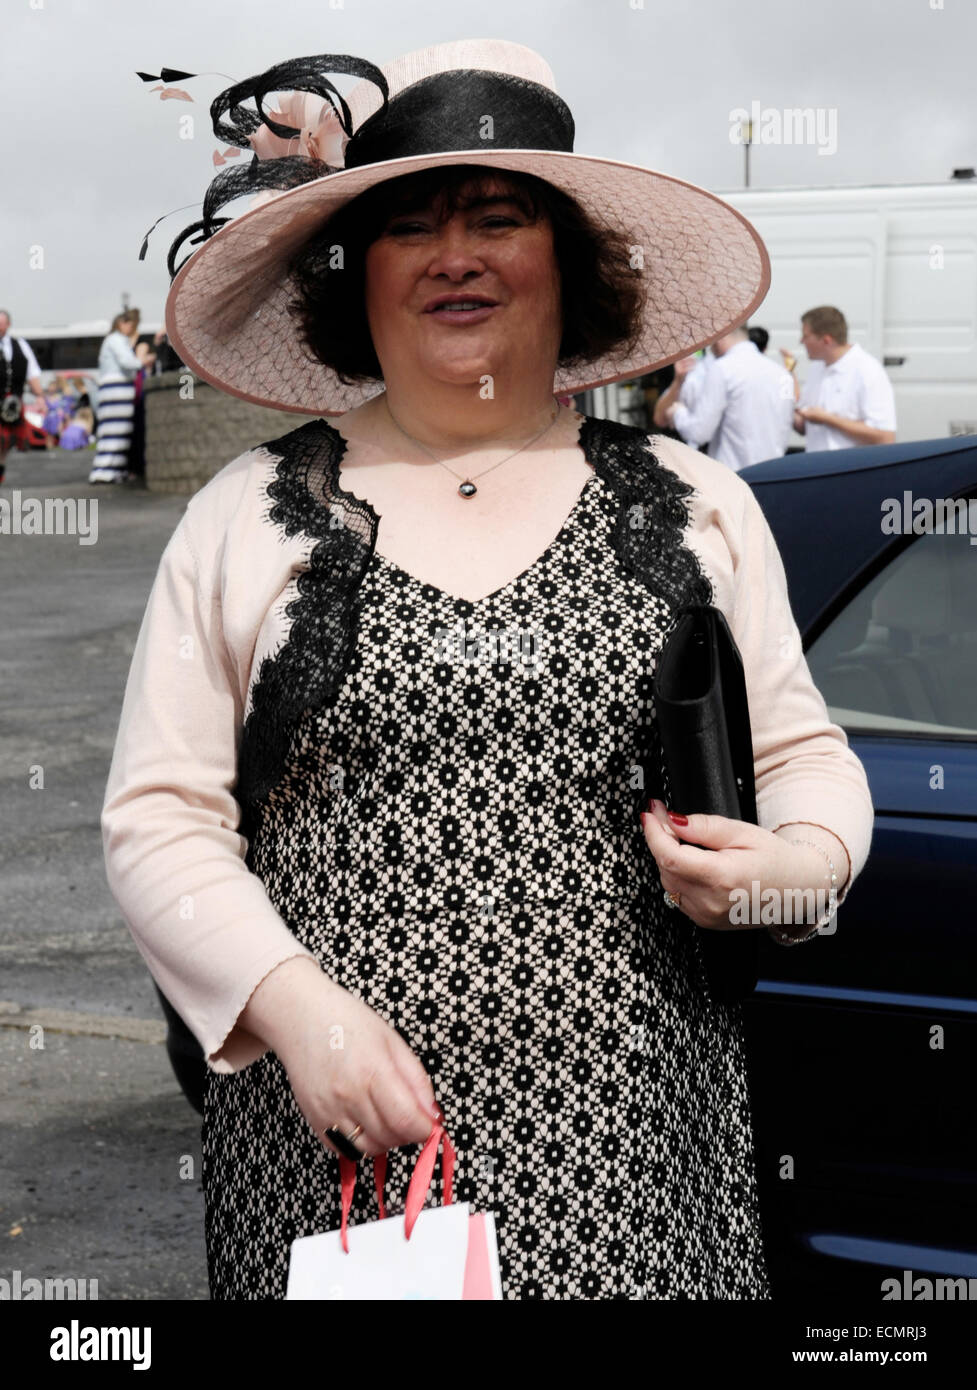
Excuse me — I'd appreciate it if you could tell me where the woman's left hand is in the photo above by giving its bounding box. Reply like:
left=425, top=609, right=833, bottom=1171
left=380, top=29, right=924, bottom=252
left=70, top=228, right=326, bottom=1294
left=640, top=799, right=829, bottom=932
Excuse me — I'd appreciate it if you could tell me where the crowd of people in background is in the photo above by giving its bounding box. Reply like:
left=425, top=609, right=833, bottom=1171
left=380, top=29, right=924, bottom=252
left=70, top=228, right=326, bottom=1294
left=41, top=378, right=95, bottom=451
left=0, top=311, right=97, bottom=477
left=0, top=305, right=180, bottom=487
left=644, top=303, right=897, bottom=472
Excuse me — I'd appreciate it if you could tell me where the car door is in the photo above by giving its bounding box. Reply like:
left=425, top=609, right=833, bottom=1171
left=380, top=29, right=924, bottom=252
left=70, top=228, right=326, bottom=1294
left=741, top=505, right=977, bottom=1299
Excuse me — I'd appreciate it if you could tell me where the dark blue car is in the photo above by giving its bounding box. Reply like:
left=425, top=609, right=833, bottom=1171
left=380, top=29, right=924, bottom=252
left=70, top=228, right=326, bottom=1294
left=741, top=433, right=977, bottom=1299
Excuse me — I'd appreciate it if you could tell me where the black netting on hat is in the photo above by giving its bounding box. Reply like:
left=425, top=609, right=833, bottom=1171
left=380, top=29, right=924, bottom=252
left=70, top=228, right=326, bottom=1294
left=141, top=53, right=389, bottom=279
left=164, top=154, right=333, bottom=279
left=210, top=53, right=387, bottom=148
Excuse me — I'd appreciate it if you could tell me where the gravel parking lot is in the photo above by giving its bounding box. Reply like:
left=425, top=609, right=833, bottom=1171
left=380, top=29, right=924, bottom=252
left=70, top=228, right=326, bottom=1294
left=0, top=448, right=209, bottom=1299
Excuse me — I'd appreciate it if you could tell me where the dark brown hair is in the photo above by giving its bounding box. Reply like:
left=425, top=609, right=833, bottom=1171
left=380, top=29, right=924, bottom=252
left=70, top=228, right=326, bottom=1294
left=285, top=164, right=646, bottom=385
left=801, top=305, right=848, bottom=344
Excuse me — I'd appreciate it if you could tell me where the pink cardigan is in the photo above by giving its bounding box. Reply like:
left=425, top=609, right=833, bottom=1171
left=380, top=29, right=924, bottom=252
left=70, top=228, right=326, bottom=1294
left=101, top=428, right=874, bottom=1076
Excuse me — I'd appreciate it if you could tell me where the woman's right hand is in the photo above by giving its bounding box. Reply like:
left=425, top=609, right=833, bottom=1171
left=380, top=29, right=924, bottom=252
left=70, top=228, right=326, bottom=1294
left=239, top=956, right=441, bottom=1160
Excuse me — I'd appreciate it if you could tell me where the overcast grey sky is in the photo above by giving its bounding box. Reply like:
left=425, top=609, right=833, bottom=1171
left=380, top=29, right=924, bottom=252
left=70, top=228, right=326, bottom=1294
left=3, top=0, right=975, bottom=329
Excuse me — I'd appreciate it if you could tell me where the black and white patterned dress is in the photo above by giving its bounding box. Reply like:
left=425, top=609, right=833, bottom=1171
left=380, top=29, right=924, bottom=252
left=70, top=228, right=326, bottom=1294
left=201, top=413, right=772, bottom=1301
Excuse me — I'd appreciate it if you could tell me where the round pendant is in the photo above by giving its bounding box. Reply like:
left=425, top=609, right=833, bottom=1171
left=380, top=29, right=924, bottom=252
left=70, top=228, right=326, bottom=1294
left=458, top=481, right=477, bottom=498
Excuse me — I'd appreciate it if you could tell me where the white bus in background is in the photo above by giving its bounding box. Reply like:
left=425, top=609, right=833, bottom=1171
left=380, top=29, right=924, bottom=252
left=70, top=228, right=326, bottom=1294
left=590, top=178, right=977, bottom=446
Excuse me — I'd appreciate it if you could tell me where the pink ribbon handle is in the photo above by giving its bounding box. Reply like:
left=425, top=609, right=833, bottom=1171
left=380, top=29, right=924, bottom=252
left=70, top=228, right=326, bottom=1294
left=404, top=1123, right=455, bottom=1240
left=337, top=1123, right=455, bottom=1254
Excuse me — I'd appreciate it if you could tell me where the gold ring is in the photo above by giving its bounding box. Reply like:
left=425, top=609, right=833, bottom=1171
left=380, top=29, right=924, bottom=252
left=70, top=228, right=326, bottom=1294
left=664, top=888, right=682, bottom=910
left=322, top=1124, right=364, bottom=1162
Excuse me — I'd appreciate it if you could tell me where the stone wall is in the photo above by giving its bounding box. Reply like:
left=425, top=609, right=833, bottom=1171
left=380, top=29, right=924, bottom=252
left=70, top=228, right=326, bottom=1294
left=144, top=371, right=315, bottom=495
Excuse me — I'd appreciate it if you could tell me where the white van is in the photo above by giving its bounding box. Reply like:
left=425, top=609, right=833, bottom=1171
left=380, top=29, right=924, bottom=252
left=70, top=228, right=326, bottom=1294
left=720, top=180, right=977, bottom=444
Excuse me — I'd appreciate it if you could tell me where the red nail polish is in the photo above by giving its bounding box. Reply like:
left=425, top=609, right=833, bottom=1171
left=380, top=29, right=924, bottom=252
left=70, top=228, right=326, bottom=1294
left=667, top=810, right=688, bottom=825
left=646, top=797, right=658, bottom=813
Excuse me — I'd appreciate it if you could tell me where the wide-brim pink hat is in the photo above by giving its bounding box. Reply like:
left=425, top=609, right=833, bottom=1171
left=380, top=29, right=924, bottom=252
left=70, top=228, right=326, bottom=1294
left=159, top=38, right=770, bottom=417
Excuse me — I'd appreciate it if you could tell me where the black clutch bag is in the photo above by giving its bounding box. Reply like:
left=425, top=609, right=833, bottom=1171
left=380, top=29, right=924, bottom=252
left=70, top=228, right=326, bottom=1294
left=651, top=604, right=759, bottom=1002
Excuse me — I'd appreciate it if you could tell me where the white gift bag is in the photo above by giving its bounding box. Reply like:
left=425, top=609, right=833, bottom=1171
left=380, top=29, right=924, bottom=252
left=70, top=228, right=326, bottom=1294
left=287, top=1124, right=503, bottom=1300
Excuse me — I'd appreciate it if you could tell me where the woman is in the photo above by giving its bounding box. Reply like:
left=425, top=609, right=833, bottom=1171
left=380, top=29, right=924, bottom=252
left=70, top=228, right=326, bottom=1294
left=125, top=309, right=157, bottom=481
left=88, top=311, right=154, bottom=484
left=102, top=40, right=873, bottom=1300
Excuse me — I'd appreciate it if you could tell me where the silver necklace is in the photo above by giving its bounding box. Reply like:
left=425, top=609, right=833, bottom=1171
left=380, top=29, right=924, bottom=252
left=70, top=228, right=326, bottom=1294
left=383, top=397, right=560, bottom=498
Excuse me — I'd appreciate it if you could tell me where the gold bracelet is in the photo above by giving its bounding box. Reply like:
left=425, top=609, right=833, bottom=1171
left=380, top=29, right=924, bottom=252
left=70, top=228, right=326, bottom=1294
left=767, top=838, right=839, bottom=946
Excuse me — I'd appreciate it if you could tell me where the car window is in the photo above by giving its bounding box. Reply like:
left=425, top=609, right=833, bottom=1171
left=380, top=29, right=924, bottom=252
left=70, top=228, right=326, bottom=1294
left=806, top=515, right=977, bottom=736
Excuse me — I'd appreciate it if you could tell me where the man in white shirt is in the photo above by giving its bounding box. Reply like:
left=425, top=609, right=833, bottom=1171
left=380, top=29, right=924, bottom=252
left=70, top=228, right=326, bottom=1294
left=0, top=308, right=46, bottom=484
left=651, top=350, right=711, bottom=434
left=662, top=324, right=795, bottom=472
left=795, top=305, right=896, bottom=451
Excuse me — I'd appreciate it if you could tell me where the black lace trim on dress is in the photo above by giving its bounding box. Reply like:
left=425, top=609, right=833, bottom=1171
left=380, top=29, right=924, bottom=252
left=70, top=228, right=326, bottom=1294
left=235, top=418, right=378, bottom=839
left=234, top=412, right=714, bottom=833
left=577, top=414, right=714, bottom=617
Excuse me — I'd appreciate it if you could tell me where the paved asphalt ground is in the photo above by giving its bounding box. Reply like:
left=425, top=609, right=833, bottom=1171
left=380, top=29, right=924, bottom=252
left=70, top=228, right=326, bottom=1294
left=0, top=447, right=210, bottom=1299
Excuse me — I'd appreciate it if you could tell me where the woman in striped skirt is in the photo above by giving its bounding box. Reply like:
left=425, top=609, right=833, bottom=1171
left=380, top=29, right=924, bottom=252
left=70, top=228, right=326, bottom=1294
left=88, top=312, right=154, bottom=484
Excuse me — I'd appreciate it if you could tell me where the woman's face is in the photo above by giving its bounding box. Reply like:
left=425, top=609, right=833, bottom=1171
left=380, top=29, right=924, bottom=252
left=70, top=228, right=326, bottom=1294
left=362, top=175, right=562, bottom=391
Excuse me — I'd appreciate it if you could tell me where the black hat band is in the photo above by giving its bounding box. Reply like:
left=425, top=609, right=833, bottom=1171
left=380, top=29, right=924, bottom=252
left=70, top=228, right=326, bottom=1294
left=344, top=69, right=575, bottom=168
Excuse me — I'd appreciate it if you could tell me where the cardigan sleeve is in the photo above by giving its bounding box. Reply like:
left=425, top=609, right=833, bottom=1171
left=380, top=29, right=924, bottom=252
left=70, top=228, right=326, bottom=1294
left=101, top=495, right=318, bottom=1075
left=650, top=433, right=875, bottom=898
left=725, top=472, right=874, bottom=897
